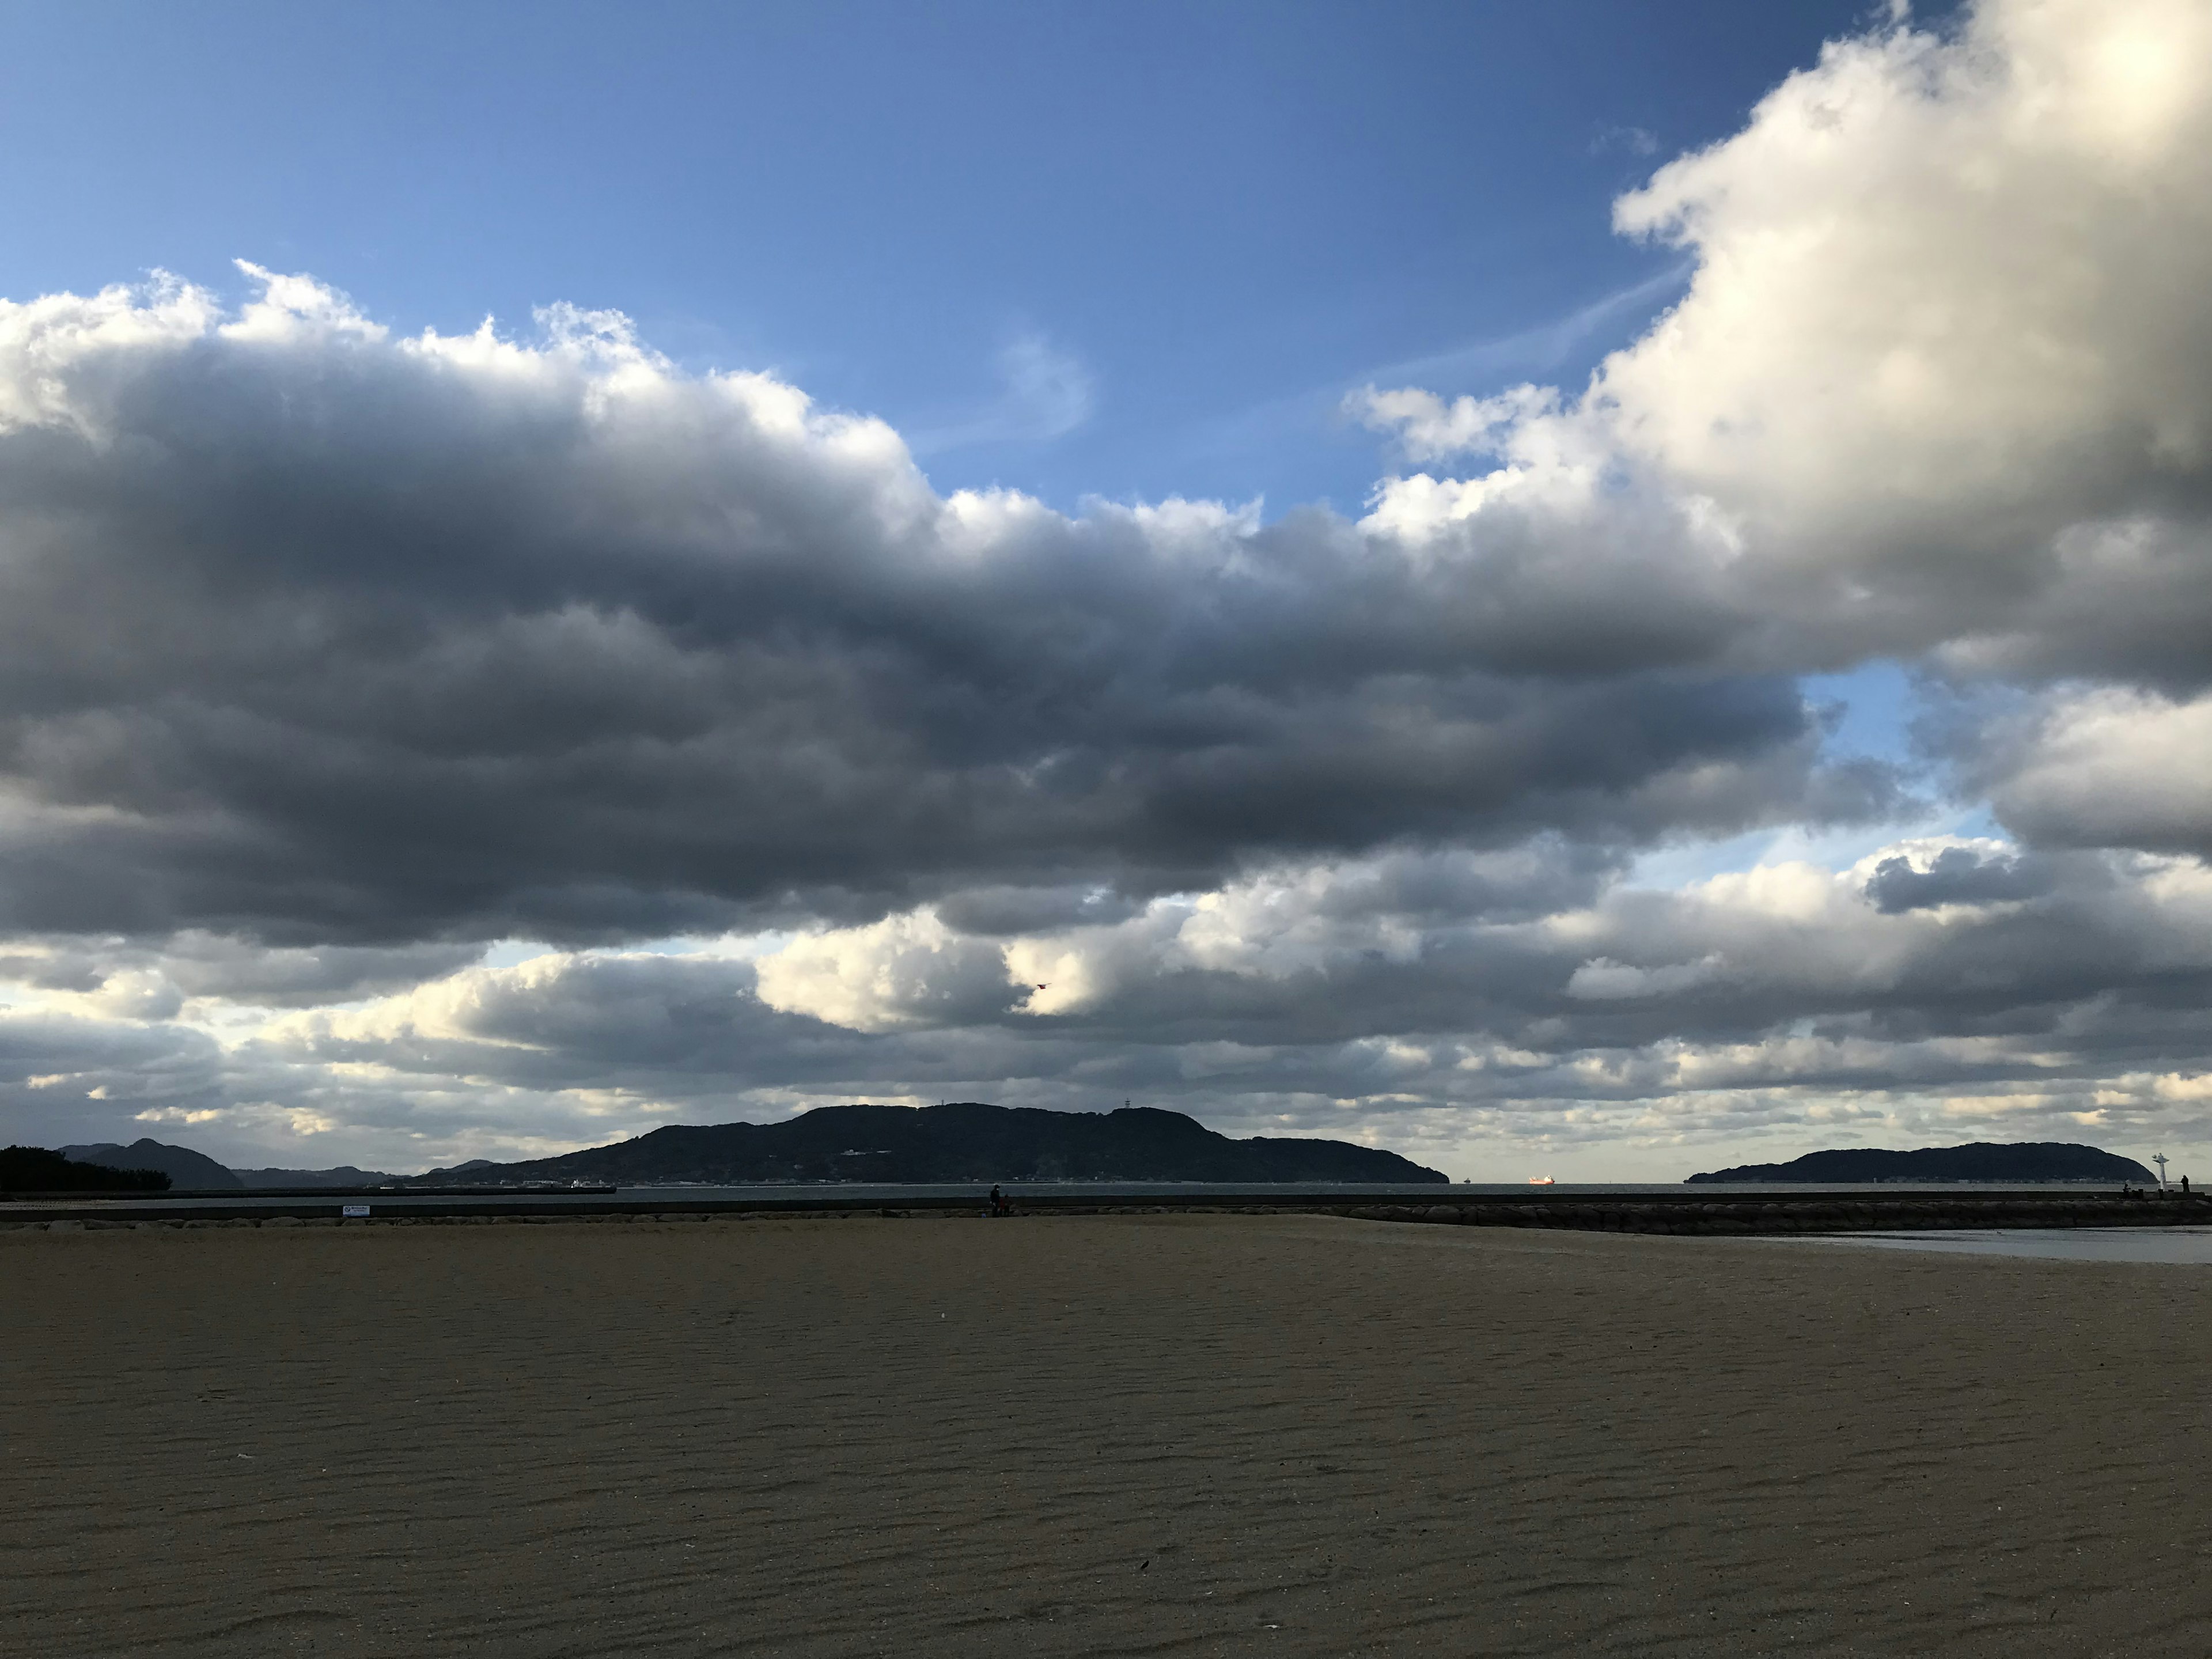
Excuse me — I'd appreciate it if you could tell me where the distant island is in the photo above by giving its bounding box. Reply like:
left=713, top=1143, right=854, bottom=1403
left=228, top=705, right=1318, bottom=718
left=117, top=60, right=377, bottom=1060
left=1687, top=1141, right=2156, bottom=1184
left=415, top=1102, right=1449, bottom=1186
left=27, top=1107, right=1444, bottom=1191
left=63, top=1139, right=243, bottom=1191
left=60, top=1139, right=399, bottom=1191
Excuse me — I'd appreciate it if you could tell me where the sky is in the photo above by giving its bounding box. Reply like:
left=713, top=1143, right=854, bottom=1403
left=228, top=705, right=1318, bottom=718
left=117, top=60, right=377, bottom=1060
left=3, top=0, right=2210, bottom=1182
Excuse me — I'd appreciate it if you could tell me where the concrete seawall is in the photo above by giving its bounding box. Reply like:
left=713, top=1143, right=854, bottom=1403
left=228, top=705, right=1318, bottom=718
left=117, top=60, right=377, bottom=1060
left=3, top=1186, right=2209, bottom=1233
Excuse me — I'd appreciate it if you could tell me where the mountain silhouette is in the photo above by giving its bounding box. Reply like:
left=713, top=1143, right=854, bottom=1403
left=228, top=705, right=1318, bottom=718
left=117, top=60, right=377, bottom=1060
left=415, top=1102, right=1448, bottom=1185
left=62, top=1138, right=241, bottom=1191
left=1687, top=1142, right=2156, bottom=1184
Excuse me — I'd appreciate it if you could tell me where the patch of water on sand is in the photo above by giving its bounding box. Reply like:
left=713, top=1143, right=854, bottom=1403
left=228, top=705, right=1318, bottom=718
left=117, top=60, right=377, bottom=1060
left=1789, top=1228, right=2212, bottom=1264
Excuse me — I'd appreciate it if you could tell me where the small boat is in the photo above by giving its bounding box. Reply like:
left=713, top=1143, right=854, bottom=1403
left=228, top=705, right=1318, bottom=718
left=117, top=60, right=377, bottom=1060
left=1528, top=1176, right=1555, bottom=1185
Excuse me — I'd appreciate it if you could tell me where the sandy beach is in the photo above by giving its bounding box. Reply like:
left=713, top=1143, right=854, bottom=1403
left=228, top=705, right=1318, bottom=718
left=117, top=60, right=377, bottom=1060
left=5, top=1213, right=2209, bottom=1657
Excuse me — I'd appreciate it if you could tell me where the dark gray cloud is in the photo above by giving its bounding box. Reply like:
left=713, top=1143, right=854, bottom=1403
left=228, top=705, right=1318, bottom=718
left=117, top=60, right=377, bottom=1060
left=0, top=1010, right=227, bottom=1149
left=1861, top=846, right=2058, bottom=912
left=0, top=281, right=1887, bottom=948
left=0, top=934, right=480, bottom=1007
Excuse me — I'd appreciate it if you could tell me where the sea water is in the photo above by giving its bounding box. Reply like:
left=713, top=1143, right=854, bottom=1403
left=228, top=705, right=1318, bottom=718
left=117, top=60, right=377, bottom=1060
left=1786, top=1228, right=2212, bottom=1265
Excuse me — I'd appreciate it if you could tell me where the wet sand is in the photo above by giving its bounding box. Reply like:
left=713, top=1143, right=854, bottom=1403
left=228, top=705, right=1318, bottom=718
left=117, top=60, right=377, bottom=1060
left=1785, top=1226, right=2212, bottom=1264
left=3, top=1213, right=2209, bottom=1656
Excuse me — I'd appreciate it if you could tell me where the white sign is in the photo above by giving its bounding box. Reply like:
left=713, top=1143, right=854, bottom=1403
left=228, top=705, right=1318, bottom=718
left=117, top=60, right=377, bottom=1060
left=341, top=1204, right=370, bottom=1218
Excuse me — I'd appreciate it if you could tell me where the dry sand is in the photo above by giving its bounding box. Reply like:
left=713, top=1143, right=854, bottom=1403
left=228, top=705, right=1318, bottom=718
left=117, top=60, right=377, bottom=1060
left=3, top=1213, right=2209, bottom=1657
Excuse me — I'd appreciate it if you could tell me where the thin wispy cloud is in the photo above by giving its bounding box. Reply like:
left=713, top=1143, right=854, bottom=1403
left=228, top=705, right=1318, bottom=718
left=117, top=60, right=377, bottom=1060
left=1357, top=259, right=1693, bottom=391
left=907, top=332, right=1095, bottom=454
left=1590, top=123, right=1662, bottom=157
left=1180, top=261, right=1692, bottom=475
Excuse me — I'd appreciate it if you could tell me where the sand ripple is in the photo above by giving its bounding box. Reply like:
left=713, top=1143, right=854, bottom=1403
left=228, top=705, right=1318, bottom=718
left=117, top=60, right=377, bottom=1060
left=3, top=1214, right=2207, bottom=1655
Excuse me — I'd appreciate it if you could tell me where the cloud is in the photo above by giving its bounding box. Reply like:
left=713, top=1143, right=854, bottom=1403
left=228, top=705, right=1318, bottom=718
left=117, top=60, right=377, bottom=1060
left=1363, top=0, right=2212, bottom=679
left=753, top=909, right=1018, bottom=1032
left=1347, top=262, right=1692, bottom=392
left=0, top=1009, right=228, bottom=1147
left=1349, top=383, right=1560, bottom=466
left=1861, top=844, right=2058, bottom=912
left=1590, top=124, right=1661, bottom=158
left=12, top=827, right=2193, bottom=1173
left=6, top=0, right=2212, bottom=1174
left=0, top=267, right=1878, bottom=949
left=907, top=331, right=1095, bottom=452
left=1978, top=687, right=2212, bottom=855
left=1607, top=0, right=2212, bottom=586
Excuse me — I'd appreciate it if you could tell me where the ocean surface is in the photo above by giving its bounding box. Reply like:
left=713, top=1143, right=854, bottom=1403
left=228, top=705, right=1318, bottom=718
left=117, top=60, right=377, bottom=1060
left=1783, top=1228, right=2212, bottom=1265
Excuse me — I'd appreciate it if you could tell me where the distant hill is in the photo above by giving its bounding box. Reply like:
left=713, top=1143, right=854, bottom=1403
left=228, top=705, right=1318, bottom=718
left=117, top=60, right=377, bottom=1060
left=414, top=1102, right=1449, bottom=1186
left=2, top=1145, right=171, bottom=1192
left=62, top=1138, right=241, bottom=1190
left=57, top=1139, right=400, bottom=1190
left=1687, top=1142, right=2156, bottom=1184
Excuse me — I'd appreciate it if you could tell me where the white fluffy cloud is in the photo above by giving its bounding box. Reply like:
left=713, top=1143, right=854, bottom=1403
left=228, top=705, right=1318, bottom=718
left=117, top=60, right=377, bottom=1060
left=12, top=827, right=2204, bottom=1175
left=1978, top=687, right=2212, bottom=854
left=5, top=0, right=2212, bottom=1175
left=1360, top=0, right=2212, bottom=677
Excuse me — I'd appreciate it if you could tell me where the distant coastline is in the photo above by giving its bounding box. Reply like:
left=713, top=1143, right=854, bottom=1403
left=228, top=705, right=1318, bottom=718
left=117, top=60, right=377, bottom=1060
left=1687, top=1141, right=2156, bottom=1185
left=44, top=1104, right=1448, bottom=1191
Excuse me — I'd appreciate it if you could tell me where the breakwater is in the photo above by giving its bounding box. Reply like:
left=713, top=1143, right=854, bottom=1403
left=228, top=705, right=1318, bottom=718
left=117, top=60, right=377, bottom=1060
left=3, top=1184, right=2209, bottom=1233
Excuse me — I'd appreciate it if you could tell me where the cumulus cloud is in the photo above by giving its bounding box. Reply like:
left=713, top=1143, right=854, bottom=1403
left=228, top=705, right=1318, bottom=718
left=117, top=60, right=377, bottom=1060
left=1861, top=844, right=2056, bottom=912
left=1361, top=0, right=2212, bottom=681
left=1607, top=0, right=2212, bottom=547
left=0, top=263, right=1893, bottom=949
left=5, top=0, right=2212, bottom=1173
left=753, top=910, right=1018, bottom=1032
left=15, top=827, right=2197, bottom=1173
left=1979, top=687, right=2212, bottom=855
